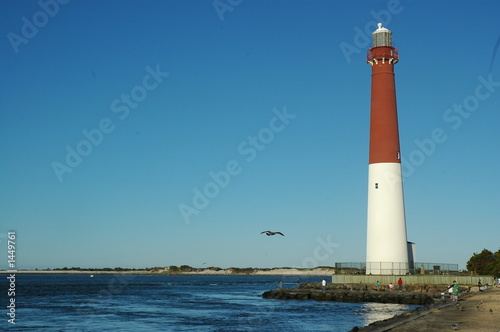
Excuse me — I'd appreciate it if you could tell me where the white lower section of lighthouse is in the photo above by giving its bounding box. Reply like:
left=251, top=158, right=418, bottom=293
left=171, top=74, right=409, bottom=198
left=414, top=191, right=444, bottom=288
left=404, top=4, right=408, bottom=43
left=366, top=162, right=409, bottom=275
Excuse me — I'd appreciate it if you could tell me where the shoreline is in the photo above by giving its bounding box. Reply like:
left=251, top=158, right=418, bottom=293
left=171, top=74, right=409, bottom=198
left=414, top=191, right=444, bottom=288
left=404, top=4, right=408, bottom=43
left=4, top=270, right=498, bottom=330
left=351, top=287, right=500, bottom=331
left=0, top=268, right=336, bottom=276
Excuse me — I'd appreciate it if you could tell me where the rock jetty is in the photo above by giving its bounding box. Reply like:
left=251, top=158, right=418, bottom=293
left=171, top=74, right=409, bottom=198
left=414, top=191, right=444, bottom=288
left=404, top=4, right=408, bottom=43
left=262, top=282, right=437, bottom=305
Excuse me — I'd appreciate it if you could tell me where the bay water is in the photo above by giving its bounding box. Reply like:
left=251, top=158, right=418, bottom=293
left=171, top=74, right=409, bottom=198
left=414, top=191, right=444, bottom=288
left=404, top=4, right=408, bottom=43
left=3, top=274, right=419, bottom=331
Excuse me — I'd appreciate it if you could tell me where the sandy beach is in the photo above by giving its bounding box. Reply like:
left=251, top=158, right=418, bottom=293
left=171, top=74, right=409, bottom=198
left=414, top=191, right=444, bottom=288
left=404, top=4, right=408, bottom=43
left=4, top=267, right=336, bottom=276
left=195, top=267, right=336, bottom=276
left=357, top=287, right=500, bottom=331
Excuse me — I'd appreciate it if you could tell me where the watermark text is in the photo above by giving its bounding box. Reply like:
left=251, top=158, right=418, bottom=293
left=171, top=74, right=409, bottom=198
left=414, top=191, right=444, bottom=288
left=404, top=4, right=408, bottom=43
left=179, top=106, right=296, bottom=224
left=6, top=232, right=17, bottom=325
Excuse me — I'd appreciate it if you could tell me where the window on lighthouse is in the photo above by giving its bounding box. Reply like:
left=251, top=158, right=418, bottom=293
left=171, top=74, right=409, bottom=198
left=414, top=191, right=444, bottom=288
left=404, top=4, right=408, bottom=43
left=375, top=183, right=379, bottom=189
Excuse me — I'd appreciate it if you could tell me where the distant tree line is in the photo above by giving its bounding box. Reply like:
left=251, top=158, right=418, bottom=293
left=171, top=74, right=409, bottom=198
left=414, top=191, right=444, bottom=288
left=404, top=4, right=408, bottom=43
left=164, top=265, right=306, bottom=274
left=166, top=265, right=222, bottom=273
left=466, top=248, right=500, bottom=277
left=47, top=265, right=329, bottom=273
left=53, top=267, right=156, bottom=271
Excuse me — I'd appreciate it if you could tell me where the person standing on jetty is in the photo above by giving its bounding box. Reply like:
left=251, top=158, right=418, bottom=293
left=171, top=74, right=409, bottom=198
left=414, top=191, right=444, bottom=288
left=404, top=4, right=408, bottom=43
left=397, top=278, right=403, bottom=291
left=322, top=279, right=326, bottom=291
left=452, top=280, right=460, bottom=301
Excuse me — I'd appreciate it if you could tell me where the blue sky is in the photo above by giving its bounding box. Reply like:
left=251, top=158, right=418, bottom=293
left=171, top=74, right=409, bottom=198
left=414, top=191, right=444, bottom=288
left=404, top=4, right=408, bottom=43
left=1, top=0, right=499, bottom=270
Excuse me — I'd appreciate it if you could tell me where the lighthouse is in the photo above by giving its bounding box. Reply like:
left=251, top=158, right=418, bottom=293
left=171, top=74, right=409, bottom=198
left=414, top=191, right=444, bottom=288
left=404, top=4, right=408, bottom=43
left=365, top=23, right=409, bottom=275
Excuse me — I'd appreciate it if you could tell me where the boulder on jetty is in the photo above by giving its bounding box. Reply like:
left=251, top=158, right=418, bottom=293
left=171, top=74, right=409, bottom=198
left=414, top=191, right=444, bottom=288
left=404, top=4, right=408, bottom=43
left=262, top=283, right=435, bottom=305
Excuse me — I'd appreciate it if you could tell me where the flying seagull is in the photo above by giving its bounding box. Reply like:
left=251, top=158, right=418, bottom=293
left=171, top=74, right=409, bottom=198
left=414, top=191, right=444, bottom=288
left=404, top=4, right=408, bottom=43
left=261, top=231, right=284, bottom=236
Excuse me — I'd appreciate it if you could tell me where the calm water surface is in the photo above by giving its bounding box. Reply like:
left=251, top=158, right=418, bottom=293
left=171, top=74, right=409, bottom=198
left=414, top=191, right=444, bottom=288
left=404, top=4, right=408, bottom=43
left=3, top=274, right=419, bottom=331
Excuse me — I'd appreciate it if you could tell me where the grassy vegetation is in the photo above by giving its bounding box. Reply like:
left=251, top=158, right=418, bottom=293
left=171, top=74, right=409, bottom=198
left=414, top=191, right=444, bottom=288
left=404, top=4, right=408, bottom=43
left=39, top=265, right=335, bottom=274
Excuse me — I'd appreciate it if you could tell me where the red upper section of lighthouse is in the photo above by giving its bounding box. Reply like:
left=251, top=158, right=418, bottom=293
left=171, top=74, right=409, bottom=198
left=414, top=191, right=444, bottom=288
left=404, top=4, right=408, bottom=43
left=368, top=24, right=401, bottom=165
left=367, top=46, right=399, bottom=63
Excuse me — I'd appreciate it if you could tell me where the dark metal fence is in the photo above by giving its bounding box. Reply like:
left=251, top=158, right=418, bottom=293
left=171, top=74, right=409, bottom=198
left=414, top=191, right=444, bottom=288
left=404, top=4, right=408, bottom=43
left=335, top=262, right=459, bottom=275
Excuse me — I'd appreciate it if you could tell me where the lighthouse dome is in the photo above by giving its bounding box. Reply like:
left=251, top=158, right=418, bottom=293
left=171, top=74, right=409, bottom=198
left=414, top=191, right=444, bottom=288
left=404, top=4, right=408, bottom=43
left=372, top=23, right=392, bottom=47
